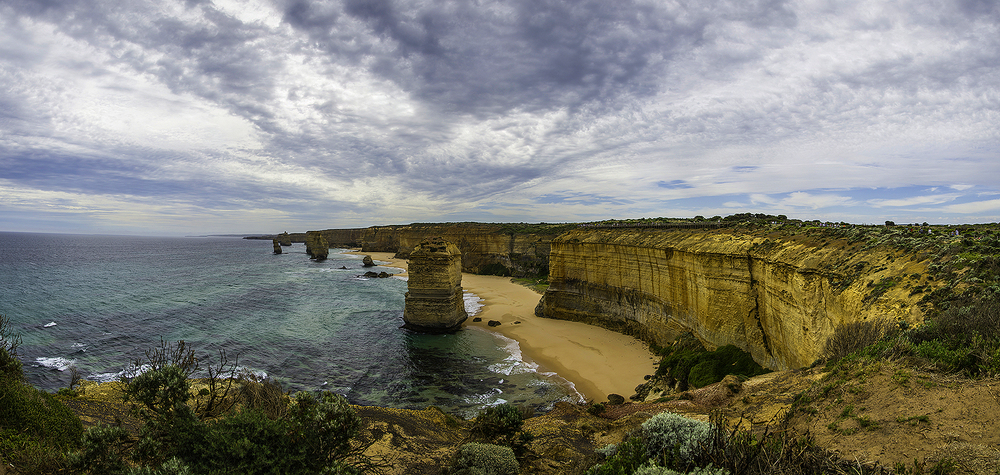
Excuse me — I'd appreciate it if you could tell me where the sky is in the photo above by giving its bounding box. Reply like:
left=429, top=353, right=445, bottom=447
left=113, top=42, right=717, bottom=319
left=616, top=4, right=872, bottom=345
left=1, top=0, right=998, bottom=235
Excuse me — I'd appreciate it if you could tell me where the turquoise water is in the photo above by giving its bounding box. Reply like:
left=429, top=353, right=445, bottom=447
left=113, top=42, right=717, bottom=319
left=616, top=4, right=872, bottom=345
left=0, top=232, right=580, bottom=417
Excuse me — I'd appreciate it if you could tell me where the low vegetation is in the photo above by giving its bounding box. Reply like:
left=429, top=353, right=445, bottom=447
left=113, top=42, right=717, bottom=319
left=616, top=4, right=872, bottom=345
left=653, top=334, right=770, bottom=391
left=0, top=330, right=381, bottom=474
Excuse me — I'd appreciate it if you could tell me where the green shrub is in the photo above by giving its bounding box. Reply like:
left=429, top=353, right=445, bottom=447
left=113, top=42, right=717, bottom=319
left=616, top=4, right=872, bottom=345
left=633, top=463, right=729, bottom=475
left=586, top=437, right=649, bottom=475
left=78, top=341, right=369, bottom=474
left=471, top=404, right=524, bottom=443
left=450, top=443, right=519, bottom=475
left=0, top=315, right=83, bottom=472
left=69, top=424, right=131, bottom=474
left=656, top=336, right=768, bottom=390
left=1, top=314, right=23, bottom=381
left=821, top=319, right=898, bottom=363
left=642, top=412, right=715, bottom=467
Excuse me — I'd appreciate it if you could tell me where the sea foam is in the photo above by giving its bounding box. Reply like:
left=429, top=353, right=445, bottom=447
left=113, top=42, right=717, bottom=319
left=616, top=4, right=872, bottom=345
left=34, top=356, right=75, bottom=371
left=464, top=291, right=484, bottom=316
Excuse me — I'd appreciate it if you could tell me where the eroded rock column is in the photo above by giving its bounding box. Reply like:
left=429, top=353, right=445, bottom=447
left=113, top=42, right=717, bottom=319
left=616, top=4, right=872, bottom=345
left=403, top=237, right=468, bottom=333
left=305, top=231, right=329, bottom=260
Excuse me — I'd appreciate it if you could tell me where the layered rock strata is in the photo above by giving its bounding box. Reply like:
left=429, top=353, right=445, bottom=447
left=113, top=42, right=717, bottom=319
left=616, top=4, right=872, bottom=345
left=402, top=237, right=468, bottom=333
left=304, top=231, right=329, bottom=260
left=537, top=229, right=928, bottom=370
left=361, top=223, right=558, bottom=276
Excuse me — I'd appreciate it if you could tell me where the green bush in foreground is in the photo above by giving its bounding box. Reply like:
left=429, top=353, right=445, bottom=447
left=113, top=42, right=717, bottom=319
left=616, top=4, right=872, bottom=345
left=449, top=443, right=519, bottom=475
left=69, top=341, right=370, bottom=474
left=1, top=315, right=83, bottom=472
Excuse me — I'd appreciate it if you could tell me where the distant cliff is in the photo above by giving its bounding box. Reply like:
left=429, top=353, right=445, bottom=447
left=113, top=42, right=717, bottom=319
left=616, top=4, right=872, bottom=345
left=361, top=223, right=573, bottom=277
left=536, top=228, right=932, bottom=371
left=245, top=229, right=365, bottom=247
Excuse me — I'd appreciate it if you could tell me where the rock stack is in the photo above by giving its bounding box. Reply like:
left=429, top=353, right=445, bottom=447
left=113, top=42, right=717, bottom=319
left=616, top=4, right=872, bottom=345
left=277, top=232, right=292, bottom=247
left=402, top=237, right=468, bottom=333
left=305, top=231, right=329, bottom=260
left=272, top=239, right=282, bottom=254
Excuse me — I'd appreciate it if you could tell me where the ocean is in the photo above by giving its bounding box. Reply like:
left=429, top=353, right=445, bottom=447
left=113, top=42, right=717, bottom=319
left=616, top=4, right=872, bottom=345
left=0, top=232, right=581, bottom=417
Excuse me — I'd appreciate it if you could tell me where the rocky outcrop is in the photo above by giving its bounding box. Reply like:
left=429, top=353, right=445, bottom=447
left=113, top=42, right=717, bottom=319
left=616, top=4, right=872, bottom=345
left=537, top=228, right=929, bottom=370
left=272, top=239, right=282, bottom=254
left=361, top=223, right=561, bottom=277
left=362, top=255, right=376, bottom=267
left=278, top=232, right=292, bottom=246
left=402, top=237, right=468, bottom=333
left=304, top=231, right=329, bottom=260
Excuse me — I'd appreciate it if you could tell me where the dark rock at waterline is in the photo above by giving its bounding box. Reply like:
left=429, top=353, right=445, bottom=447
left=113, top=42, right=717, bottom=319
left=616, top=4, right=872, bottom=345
left=607, top=393, right=625, bottom=405
left=488, top=320, right=501, bottom=327
left=473, top=317, right=482, bottom=322
left=379, top=271, right=391, bottom=278
left=272, top=239, right=282, bottom=254
left=362, top=255, right=376, bottom=267
left=341, top=266, right=349, bottom=269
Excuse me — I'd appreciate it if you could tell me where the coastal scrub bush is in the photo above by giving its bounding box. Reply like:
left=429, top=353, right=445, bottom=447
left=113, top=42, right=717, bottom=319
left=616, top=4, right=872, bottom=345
left=81, top=340, right=373, bottom=474
left=449, top=443, right=519, bottom=475
left=0, top=315, right=83, bottom=473
left=586, top=437, right=649, bottom=475
left=821, top=319, right=899, bottom=364
left=1, top=314, right=23, bottom=380
left=656, top=335, right=768, bottom=390
left=633, top=463, right=729, bottom=475
left=68, top=424, right=131, bottom=474
left=471, top=403, right=535, bottom=450
left=642, top=412, right=715, bottom=467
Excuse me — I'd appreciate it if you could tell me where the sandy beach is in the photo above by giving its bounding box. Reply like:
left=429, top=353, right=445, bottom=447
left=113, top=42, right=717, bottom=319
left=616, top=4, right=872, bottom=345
left=359, top=251, right=659, bottom=403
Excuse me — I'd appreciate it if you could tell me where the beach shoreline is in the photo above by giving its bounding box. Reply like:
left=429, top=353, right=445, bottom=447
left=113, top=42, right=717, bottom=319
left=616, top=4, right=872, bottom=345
left=355, top=251, right=658, bottom=403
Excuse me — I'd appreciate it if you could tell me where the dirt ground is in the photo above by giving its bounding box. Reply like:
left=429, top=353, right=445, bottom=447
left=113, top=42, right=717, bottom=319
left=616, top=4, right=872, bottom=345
left=781, top=362, right=1000, bottom=473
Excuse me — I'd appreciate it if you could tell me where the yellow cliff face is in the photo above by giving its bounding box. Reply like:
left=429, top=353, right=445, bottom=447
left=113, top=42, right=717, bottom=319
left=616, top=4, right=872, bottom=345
left=538, top=228, right=929, bottom=370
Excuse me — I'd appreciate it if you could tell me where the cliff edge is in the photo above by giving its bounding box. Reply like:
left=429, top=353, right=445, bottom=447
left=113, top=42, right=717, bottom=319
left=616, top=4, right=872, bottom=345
left=537, top=227, right=933, bottom=370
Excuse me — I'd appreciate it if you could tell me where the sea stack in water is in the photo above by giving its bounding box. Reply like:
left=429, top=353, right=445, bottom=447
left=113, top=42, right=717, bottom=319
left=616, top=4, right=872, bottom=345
left=272, top=239, right=282, bottom=254
left=402, top=237, right=468, bottom=333
left=305, top=231, right=329, bottom=260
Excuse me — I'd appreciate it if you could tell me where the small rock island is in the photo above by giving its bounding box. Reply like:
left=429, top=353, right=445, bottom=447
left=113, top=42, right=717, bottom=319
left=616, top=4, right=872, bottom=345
left=402, top=237, right=468, bottom=333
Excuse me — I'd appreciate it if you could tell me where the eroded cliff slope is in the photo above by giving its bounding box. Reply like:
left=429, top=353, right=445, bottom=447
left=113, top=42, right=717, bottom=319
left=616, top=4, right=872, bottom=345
left=537, top=228, right=933, bottom=370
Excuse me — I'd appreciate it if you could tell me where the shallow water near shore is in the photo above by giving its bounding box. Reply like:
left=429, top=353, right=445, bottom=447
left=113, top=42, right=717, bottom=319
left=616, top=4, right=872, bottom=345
left=0, top=232, right=580, bottom=417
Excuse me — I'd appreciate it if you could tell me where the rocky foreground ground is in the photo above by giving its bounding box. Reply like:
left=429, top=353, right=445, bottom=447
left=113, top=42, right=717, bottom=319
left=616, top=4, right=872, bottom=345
left=60, top=361, right=1000, bottom=475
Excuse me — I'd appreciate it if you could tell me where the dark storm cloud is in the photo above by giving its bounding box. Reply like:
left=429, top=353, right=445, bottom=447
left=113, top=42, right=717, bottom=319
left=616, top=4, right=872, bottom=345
left=280, top=0, right=797, bottom=115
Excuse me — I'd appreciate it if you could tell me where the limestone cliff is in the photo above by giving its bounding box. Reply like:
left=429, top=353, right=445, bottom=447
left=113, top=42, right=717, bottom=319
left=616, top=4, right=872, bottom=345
left=361, top=223, right=561, bottom=276
left=402, top=238, right=468, bottom=333
left=537, top=228, right=931, bottom=370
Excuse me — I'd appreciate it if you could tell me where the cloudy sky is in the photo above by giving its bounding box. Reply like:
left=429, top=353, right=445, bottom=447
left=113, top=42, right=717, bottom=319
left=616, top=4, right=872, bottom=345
left=1, top=0, right=998, bottom=235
